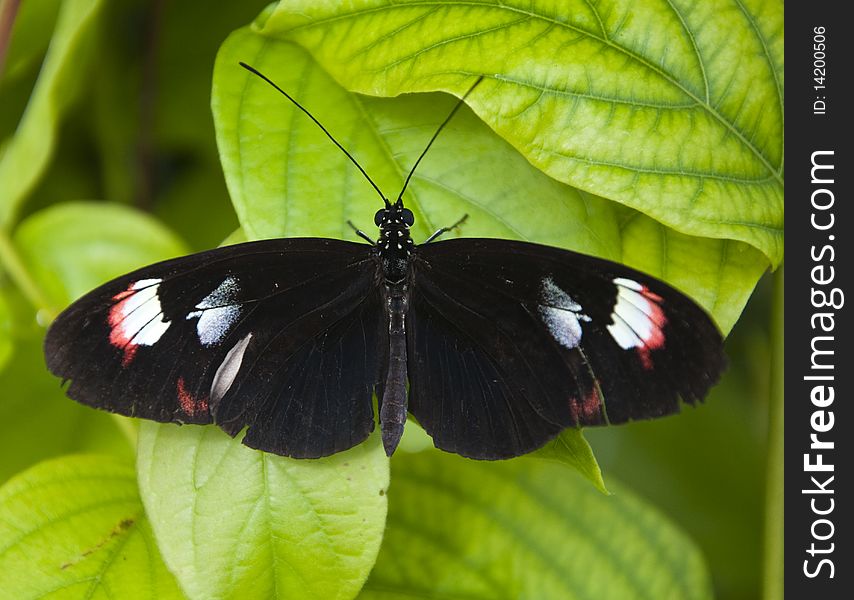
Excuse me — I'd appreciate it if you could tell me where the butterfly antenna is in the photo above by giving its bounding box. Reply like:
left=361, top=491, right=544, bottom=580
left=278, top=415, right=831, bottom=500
left=239, top=62, right=389, bottom=206
left=395, top=76, right=485, bottom=204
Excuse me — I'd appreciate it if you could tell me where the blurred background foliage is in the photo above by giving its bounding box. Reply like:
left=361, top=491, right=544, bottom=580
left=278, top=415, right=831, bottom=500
left=0, top=1, right=776, bottom=599
left=0, top=0, right=264, bottom=481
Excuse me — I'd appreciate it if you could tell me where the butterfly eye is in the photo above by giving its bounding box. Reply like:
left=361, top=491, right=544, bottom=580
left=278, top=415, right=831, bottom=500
left=402, top=209, right=415, bottom=226
left=374, top=209, right=385, bottom=226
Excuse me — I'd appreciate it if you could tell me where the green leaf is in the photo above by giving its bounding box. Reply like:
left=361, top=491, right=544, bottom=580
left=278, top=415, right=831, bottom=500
left=137, top=422, right=389, bottom=600
left=0, top=454, right=184, bottom=599
left=531, top=428, right=608, bottom=495
left=0, top=0, right=105, bottom=228
left=262, top=0, right=784, bottom=266
left=13, top=201, right=188, bottom=309
left=360, top=451, right=712, bottom=599
left=0, top=290, right=11, bottom=373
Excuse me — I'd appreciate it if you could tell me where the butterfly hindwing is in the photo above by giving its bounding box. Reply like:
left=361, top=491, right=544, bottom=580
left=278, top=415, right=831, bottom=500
left=407, top=273, right=572, bottom=459
left=410, top=238, right=725, bottom=459
left=44, top=238, right=382, bottom=458
left=212, top=276, right=384, bottom=458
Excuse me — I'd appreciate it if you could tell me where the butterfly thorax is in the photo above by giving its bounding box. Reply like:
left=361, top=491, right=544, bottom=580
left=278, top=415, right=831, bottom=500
left=375, top=201, right=415, bottom=284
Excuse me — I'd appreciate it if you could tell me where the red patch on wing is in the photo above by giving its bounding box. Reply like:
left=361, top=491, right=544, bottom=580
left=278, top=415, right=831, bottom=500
left=637, top=286, right=667, bottom=370
left=581, top=388, right=602, bottom=421
left=177, top=377, right=209, bottom=417
left=108, top=285, right=139, bottom=366
left=570, top=387, right=603, bottom=425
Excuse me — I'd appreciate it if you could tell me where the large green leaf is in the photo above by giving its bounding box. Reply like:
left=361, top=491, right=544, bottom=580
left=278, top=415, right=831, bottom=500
left=137, top=422, right=389, bottom=600
left=360, top=451, right=712, bottom=599
left=261, top=0, right=784, bottom=266
left=0, top=0, right=104, bottom=228
left=0, top=455, right=183, bottom=599
left=214, top=28, right=765, bottom=332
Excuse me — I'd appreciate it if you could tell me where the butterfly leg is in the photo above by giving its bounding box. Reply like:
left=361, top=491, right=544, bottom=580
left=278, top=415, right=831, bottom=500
left=347, top=220, right=376, bottom=245
left=380, top=283, right=409, bottom=456
left=423, top=214, right=469, bottom=244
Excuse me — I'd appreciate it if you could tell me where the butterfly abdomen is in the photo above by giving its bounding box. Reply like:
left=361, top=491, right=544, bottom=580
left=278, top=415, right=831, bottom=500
left=379, top=281, right=410, bottom=456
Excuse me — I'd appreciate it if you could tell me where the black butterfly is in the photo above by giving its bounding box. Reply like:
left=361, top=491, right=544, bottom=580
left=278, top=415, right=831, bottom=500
left=44, top=65, right=725, bottom=460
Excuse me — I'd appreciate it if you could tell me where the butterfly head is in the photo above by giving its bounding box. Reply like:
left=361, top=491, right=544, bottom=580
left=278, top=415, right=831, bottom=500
left=375, top=199, right=415, bottom=254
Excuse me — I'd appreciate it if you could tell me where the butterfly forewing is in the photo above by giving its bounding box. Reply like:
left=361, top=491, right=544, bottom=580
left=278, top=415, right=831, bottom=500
left=410, top=238, right=725, bottom=459
left=45, top=238, right=382, bottom=458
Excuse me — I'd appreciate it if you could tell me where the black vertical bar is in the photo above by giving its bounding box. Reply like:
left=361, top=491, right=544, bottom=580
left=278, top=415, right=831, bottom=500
left=785, top=3, right=852, bottom=597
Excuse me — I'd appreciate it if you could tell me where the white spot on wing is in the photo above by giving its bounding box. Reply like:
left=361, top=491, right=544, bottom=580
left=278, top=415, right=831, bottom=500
left=191, top=305, right=241, bottom=345
left=131, top=278, right=162, bottom=290
left=613, top=277, right=642, bottom=291
left=187, top=276, right=241, bottom=346
left=615, top=287, right=655, bottom=339
left=110, top=279, right=171, bottom=348
left=210, top=332, right=253, bottom=407
left=120, top=280, right=162, bottom=317
left=538, top=277, right=590, bottom=349
left=131, top=316, right=171, bottom=346
left=606, top=278, right=666, bottom=351
left=606, top=315, right=643, bottom=349
left=541, top=306, right=583, bottom=348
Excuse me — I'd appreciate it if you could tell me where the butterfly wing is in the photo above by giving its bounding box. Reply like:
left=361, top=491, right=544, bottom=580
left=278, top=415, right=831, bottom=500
left=44, top=238, right=384, bottom=458
left=410, top=238, right=725, bottom=459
